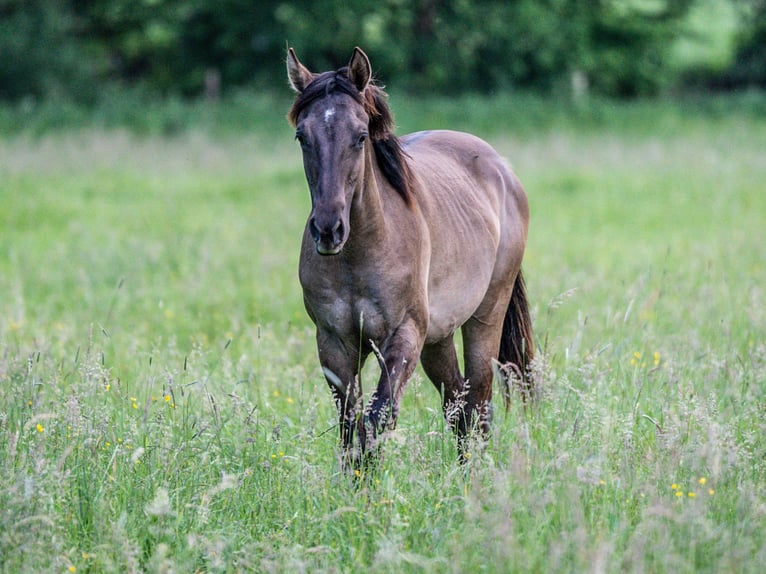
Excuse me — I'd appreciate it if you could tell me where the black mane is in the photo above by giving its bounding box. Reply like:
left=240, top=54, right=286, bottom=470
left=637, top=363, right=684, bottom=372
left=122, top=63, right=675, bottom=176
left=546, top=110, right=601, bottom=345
left=288, top=68, right=414, bottom=207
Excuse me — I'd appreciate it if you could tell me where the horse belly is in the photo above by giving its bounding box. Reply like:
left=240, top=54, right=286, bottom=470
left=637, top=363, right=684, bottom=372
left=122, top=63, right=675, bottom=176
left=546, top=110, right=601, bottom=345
left=425, top=255, right=496, bottom=343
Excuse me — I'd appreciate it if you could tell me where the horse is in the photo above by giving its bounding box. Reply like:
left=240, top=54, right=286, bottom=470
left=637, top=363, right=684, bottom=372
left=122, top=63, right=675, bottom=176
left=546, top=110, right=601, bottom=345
left=286, top=47, right=534, bottom=465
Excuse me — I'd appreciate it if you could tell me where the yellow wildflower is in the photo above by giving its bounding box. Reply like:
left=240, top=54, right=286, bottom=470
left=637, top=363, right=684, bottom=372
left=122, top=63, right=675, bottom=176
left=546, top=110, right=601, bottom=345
left=36, top=423, right=44, bottom=433
left=698, top=477, right=706, bottom=485
left=688, top=492, right=696, bottom=498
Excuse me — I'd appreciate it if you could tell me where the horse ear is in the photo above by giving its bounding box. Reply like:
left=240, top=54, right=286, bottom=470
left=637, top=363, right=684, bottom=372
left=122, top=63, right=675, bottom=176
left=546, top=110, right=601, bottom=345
left=287, top=47, right=315, bottom=93
left=348, top=47, right=371, bottom=92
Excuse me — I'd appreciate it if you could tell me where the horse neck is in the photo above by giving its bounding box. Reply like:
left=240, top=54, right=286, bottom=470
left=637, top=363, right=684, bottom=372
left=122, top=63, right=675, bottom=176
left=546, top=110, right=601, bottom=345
left=348, top=147, right=389, bottom=247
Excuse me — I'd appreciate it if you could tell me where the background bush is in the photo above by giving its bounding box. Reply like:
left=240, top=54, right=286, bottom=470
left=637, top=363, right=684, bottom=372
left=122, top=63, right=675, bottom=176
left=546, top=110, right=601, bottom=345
left=1, top=0, right=764, bottom=102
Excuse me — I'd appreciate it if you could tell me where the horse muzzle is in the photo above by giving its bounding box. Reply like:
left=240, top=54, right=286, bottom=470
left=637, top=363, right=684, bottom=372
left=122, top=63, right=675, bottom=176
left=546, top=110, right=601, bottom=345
left=309, top=215, right=346, bottom=256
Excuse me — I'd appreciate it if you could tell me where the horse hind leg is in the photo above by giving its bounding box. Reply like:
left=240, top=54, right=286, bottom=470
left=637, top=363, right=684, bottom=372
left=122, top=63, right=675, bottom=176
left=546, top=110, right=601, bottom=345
left=460, top=270, right=535, bottom=443
left=420, top=337, right=466, bottom=433
left=422, top=334, right=495, bottom=463
left=460, top=309, right=508, bottom=439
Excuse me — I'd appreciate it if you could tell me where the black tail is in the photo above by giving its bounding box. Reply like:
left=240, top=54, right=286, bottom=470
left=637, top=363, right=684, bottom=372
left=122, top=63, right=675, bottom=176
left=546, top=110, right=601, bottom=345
left=498, top=269, right=535, bottom=407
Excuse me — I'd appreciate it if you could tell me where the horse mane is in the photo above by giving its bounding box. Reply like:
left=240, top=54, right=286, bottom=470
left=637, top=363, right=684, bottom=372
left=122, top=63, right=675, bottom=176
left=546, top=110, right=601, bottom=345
left=288, top=67, right=414, bottom=207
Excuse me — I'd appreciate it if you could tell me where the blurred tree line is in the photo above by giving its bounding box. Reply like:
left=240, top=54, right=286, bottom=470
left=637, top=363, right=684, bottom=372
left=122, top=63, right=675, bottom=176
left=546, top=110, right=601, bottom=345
left=1, top=0, right=764, bottom=102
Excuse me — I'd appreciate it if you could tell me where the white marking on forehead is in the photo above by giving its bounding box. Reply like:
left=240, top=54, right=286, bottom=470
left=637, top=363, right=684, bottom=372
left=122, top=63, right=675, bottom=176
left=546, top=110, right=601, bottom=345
left=324, top=107, right=335, bottom=124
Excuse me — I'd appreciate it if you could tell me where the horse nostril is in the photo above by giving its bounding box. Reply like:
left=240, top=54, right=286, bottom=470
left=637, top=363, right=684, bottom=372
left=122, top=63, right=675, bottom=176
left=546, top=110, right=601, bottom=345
left=332, top=219, right=343, bottom=241
left=309, top=217, right=321, bottom=242
left=332, top=220, right=344, bottom=244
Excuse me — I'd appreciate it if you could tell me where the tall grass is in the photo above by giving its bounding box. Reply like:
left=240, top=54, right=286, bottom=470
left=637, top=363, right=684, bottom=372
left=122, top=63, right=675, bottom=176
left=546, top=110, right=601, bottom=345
left=1, top=94, right=765, bottom=572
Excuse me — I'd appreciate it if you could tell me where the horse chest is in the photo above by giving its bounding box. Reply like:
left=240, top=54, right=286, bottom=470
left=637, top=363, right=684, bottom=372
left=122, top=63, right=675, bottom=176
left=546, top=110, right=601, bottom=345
left=300, top=246, right=407, bottom=343
left=307, top=291, right=389, bottom=342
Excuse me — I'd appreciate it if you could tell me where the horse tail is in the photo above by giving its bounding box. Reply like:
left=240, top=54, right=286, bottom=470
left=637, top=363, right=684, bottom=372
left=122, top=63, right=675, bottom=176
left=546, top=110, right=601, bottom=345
left=498, top=269, right=535, bottom=407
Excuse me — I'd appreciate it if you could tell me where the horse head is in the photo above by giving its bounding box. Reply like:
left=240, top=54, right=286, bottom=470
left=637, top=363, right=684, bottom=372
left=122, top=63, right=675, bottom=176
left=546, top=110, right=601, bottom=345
left=287, top=48, right=373, bottom=255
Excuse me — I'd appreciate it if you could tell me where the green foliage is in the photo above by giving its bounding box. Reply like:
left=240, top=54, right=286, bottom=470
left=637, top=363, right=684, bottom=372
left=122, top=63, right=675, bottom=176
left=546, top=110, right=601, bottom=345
left=723, top=0, right=766, bottom=86
left=0, top=0, right=100, bottom=101
left=1, top=96, right=765, bottom=571
left=1, top=0, right=761, bottom=101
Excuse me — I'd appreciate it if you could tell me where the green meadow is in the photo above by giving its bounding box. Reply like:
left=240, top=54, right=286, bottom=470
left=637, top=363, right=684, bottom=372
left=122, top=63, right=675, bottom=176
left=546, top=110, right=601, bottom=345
left=1, top=94, right=765, bottom=572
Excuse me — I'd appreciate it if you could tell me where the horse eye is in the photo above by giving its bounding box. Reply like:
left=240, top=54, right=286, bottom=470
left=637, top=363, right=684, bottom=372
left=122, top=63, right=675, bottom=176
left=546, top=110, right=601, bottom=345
left=295, top=131, right=309, bottom=148
left=354, top=133, right=368, bottom=149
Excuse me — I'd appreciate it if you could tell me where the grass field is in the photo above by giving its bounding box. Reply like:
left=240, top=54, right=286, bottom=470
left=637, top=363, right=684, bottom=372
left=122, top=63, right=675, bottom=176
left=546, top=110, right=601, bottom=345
left=1, top=93, right=765, bottom=573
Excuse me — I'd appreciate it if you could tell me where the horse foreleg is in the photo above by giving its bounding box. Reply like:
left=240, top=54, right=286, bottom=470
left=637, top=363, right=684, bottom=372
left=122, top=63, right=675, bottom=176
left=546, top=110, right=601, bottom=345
left=361, top=320, right=423, bottom=456
left=316, top=329, right=365, bottom=463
